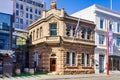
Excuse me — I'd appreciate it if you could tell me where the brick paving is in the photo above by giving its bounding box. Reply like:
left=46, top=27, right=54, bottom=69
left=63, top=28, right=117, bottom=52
left=1, top=73, right=120, bottom=80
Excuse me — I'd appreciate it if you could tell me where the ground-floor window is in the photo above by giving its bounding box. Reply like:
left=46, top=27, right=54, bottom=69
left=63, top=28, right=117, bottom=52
left=66, top=52, right=76, bottom=66
left=82, top=53, right=90, bottom=66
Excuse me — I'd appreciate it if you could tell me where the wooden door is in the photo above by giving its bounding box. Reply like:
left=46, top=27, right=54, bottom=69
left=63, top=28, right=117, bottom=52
left=50, top=58, right=56, bottom=71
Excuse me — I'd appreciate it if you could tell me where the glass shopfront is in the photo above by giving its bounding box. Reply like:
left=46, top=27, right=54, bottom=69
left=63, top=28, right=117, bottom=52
left=109, top=56, right=120, bottom=70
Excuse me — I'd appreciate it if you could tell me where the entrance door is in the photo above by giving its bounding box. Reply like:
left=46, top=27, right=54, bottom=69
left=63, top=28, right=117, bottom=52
left=99, top=55, right=104, bottom=73
left=50, top=58, right=56, bottom=71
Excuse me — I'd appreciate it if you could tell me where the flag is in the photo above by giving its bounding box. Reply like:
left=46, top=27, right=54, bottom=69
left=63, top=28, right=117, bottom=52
left=108, top=21, right=113, bottom=55
left=73, top=18, right=80, bottom=40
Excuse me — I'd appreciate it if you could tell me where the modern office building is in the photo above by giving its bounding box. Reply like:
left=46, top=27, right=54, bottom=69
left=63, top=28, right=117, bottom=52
left=12, top=0, right=46, bottom=72
left=13, top=0, right=45, bottom=32
left=71, top=4, right=120, bottom=74
left=28, top=1, right=96, bottom=74
left=0, top=0, right=13, bottom=77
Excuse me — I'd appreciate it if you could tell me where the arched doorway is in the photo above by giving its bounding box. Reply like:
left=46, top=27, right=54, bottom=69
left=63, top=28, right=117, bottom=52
left=50, top=54, right=57, bottom=71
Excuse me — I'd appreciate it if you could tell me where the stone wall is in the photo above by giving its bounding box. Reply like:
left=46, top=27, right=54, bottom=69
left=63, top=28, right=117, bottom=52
left=29, top=42, right=95, bottom=74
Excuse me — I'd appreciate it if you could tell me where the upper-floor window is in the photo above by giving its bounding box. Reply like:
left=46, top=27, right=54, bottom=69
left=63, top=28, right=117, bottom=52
left=26, top=13, right=29, bottom=18
left=30, top=7, right=32, bottom=12
left=81, top=28, right=86, bottom=39
left=66, top=25, right=71, bottom=37
left=26, top=20, right=28, bottom=25
left=20, top=18, right=23, bottom=24
left=39, top=10, right=41, bottom=15
left=73, top=27, right=76, bottom=37
left=26, top=6, right=29, bottom=11
left=117, top=37, right=120, bottom=46
left=16, top=3, right=19, bottom=9
left=100, top=19, right=104, bottom=29
left=16, top=17, right=19, bottom=23
left=16, top=10, right=19, bottom=16
left=87, top=28, right=91, bottom=39
left=20, top=4, right=23, bottom=10
left=35, top=9, right=37, bottom=14
left=109, top=22, right=113, bottom=30
left=99, top=35, right=105, bottom=45
left=49, top=23, right=57, bottom=36
left=20, top=11, right=23, bottom=17
left=30, top=14, right=33, bottom=19
left=117, top=23, right=120, bottom=32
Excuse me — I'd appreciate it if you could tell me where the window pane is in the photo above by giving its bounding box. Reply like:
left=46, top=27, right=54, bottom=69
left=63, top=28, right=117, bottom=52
left=20, top=11, right=23, bottom=17
left=117, top=38, right=120, bottom=46
left=87, top=28, right=91, bottom=39
left=72, top=52, right=76, bottom=66
left=117, top=24, right=120, bottom=32
left=16, top=3, right=19, bottom=9
left=20, top=18, right=23, bottom=24
left=16, top=10, right=19, bottom=16
left=50, top=23, right=57, bottom=36
left=30, top=14, right=32, bottom=19
left=100, top=19, right=103, bottom=29
left=73, top=27, right=76, bottom=36
left=81, top=28, right=86, bottom=39
left=87, top=54, right=90, bottom=66
left=26, top=6, right=29, bottom=11
left=30, top=7, right=32, bottom=12
left=66, top=25, right=71, bottom=37
left=20, top=4, right=23, bottom=10
left=82, top=53, right=85, bottom=66
left=99, top=35, right=104, bottom=44
left=66, top=52, right=70, bottom=66
left=26, top=13, right=28, bottom=18
left=16, top=17, right=19, bottom=23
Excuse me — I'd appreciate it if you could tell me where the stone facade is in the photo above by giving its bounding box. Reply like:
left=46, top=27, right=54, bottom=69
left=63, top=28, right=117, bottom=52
left=28, top=3, right=96, bottom=74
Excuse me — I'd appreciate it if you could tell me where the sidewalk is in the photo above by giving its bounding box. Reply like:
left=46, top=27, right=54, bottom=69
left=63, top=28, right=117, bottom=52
left=1, top=72, right=120, bottom=80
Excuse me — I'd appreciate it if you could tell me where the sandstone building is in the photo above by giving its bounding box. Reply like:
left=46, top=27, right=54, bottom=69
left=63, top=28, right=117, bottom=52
left=28, top=1, right=96, bottom=74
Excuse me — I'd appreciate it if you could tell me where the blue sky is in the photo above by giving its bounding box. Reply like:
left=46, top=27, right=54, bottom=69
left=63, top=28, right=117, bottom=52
left=44, top=0, right=120, bottom=15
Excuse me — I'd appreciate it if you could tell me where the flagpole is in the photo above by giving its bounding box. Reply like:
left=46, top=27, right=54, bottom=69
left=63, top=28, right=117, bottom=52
left=106, top=20, right=109, bottom=75
left=73, top=17, right=80, bottom=40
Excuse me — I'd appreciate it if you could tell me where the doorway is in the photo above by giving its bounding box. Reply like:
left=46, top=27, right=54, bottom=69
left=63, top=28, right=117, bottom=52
left=99, top=55, right=104, bottom=73
left=50, top=58, right=56, bottom=71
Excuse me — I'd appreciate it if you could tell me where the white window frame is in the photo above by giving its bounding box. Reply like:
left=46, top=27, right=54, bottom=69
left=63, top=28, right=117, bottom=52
left=81, top=53, right=91, bottom=67
left=66, top=52, right=77, bottom=66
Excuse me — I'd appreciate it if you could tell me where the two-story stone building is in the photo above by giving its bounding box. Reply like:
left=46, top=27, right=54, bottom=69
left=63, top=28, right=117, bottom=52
left=28, top=1, right=96, bottom=74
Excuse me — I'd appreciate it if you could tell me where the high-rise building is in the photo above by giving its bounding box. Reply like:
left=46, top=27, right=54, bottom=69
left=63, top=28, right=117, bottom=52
left=13, top=0, right=45, bottom=30
left=12, top=0, right=46, bottom=72
left=71, top=4, right=120, bottom=74
left=0, top=0, right=13, bottom=77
